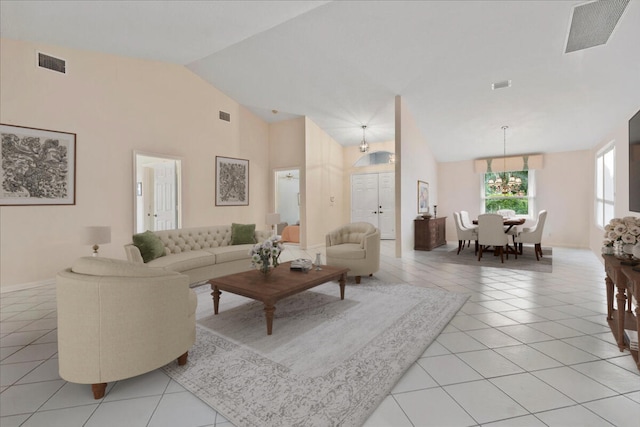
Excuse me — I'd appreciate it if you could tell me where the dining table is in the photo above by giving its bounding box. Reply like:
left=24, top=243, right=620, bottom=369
left=472, top=217, right=525, bottom=233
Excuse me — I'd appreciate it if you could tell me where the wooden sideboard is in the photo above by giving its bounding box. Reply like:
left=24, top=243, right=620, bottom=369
left=602, top=255, right=639, bottom=371
left=414, top=217, right=446, bottom=251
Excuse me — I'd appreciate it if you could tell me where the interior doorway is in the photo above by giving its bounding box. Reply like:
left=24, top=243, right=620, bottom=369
left=133, top=151, right=182, bottom=234
left=275, top=168, right=300, bottom=228
left=351, top=172, right=395, bottom=239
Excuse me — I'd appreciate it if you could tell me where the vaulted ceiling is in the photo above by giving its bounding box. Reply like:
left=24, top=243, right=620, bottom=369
left=2, top=1, right=639, bottom=162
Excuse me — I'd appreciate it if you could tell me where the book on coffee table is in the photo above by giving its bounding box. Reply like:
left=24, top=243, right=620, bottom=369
left=290, top=258, right=313, bottom=271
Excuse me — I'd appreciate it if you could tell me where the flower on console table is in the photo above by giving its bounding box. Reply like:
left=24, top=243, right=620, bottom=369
left=603, top=216, right=640, bottom=246
left=249, top=235, right=284, bottom=273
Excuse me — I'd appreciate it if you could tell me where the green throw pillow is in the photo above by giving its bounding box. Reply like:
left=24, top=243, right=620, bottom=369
left=231, top=223, right=256, bottom=245
left=132, top=230, right=166, bottom=263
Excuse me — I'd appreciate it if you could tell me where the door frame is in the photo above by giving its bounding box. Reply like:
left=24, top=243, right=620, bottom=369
left=133, top=150, right=183, bottom=234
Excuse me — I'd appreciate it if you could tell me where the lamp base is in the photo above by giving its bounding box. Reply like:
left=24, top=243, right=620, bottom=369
left=92, top=244, right=99, bottom=257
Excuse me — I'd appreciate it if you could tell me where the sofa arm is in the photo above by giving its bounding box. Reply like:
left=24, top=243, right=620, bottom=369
left=124, top=243, right=144, bottom=263
left=363, top=230, right=381, bottom=265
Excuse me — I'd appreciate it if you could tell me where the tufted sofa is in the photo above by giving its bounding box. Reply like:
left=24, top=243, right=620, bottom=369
left=124, top=225, right=271, bottom=284
left=325, top=222, right=380, bottom=284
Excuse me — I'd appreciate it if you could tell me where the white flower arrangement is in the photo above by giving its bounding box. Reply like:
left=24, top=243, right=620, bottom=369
left=603, top=216, right=640, bottom=247
left=249, top=235, right=284, bottom=273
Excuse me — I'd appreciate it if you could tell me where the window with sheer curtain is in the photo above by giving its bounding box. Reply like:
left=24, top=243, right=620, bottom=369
left=596, top=144, right=615, bottom=228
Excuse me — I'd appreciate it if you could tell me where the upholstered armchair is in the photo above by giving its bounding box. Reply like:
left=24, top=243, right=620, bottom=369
left=56, top=257, right=196, bottom=399
left=515, top=210, right=548, bottom=260
left=325, top=222, right=380, bottom=284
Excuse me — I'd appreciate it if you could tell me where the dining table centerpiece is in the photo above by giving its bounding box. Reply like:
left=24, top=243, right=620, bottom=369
left=603, top=216, right=640, bottom=258
left=249, top=235, right=284, bottom=275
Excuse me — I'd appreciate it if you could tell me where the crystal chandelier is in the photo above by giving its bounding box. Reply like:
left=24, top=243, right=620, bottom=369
left=359, top=125, right=369, bottom=153
left=488, top=126, right=522, bottom=195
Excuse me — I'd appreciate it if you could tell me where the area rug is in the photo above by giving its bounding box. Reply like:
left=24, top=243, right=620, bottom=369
left=163, top=279, right=468, bottom=427
left=424, top=245, right=553, bottom=273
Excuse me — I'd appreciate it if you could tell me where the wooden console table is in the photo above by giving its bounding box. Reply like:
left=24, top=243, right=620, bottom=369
left=414, top=217, right=446, bottom=251
left=602, top=255, right=639, bottom=370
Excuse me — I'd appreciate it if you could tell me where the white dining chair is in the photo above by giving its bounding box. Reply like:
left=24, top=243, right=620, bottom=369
left=477, top=213, right=515, bottom=263
left=460, top=211, right=476, bottom=229
left=453, top=212, right=477, bottom=255
left=514, top=210, right=547, bottom=260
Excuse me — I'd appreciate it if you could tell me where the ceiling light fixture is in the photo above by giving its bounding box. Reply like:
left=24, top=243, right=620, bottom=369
left=359, top=125, right=369, bottom=153
left=488, top=126, right=522, bottom=195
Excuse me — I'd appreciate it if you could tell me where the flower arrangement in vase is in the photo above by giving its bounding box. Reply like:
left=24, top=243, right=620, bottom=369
left=603, top=216, right=640, bottom=258
left=249, top=235, right=284, bottom=275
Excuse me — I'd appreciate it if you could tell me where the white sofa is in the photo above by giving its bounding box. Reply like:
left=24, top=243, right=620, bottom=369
left=57, top=257, right=196, bottom=399
left=124, top=225, right=271, bottom=284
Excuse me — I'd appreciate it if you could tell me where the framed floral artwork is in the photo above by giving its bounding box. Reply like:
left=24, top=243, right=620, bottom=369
left=1, top=124, right=76, bottom=206
left=215, top=156, right=249, bottom=206
left=417, top=180, right=429, bottom=214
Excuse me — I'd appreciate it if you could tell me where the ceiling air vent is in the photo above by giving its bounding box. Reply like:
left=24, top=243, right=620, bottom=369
left=492, top=80, right=512, bottom=90
left=37, top=52, right=66, bottom=74
left=565, top=0, right=630, bottom=53
left=219, top=111, right=231, bottom=122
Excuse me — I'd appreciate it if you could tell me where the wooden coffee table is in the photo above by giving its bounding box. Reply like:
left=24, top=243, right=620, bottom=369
left=207, top=261, right=349, bottom=335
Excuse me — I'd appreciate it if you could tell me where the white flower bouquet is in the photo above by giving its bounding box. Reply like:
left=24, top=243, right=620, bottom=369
left=603, top=216, right=640, bottom=250
left=249, top=235, right=284, bottom=274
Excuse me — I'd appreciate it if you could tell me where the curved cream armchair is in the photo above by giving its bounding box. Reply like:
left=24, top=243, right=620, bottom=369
left=325, top=222, right=380, bottom=284
left=56, top=257, right=197, bottom=399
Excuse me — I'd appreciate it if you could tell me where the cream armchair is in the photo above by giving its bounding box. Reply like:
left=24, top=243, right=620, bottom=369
left=56, top=257, right=196, bottom=399
left=515, top=210, right=548, bottom=260
left=325, top=222, right=380, bottom=284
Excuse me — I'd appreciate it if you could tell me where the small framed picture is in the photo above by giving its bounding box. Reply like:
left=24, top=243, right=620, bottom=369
left=417, top=180, right=429, bottom=214
left=215, top=156, right=249, bottom=206
left=1, top=124, right=76, bottom=206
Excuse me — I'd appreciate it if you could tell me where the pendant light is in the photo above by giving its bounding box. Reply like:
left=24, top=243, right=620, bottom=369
left=359, top=125, right=369, bottom=153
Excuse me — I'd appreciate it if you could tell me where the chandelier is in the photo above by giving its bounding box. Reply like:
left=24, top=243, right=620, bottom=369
left=359, top=125, right=369, bottom=153
left=488, top=126, right=522, bottom=195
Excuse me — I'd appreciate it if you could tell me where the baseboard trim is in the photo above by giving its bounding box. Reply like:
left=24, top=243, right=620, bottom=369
left=1, top=278, right=55, bottom=294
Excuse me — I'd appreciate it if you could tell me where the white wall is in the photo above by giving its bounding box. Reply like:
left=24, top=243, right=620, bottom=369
left=589, top=117, right=636, bottom=254
left=0, top=38, right=270, bottom=287
left=396, top=96, right=439, bottom=255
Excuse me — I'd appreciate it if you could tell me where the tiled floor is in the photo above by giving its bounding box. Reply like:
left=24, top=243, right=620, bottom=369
left=1, top=242, right=639, bottom=426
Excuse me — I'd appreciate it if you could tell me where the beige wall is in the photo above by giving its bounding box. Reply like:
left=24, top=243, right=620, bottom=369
left=396, top=96, right=439, bottom=255
left=304, top=118, right=346, bottom=248
left=0, top=38, right=270, bottom=288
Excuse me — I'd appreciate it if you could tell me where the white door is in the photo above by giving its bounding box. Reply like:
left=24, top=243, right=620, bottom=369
left=153, top=162, right=177, bottom=231
left=378, top=172, right=395, bottom=239
left=351, top=172, right=396, bottom=239
left=351, top=174, right=379, bottom=226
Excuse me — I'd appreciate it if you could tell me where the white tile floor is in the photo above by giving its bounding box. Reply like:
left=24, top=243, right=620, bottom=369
left=1, top=242, right=639, bottom=426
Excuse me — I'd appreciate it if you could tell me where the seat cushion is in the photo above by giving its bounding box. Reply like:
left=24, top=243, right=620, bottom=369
left=146, top=251, right=214, bottom=272
left=326, top=243, right=366, bottom=260
left=206, top=245, right=253, bottom=263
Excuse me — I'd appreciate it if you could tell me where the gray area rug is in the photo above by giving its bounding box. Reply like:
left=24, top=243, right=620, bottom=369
left=424, top=245, right=553, bottom=273
left=163, top=279, right=468, bottom=427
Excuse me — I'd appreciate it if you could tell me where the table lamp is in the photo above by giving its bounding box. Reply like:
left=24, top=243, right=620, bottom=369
left=83, top=226, right=111, bottom=256
left=265, top=213, right=281, bottom=237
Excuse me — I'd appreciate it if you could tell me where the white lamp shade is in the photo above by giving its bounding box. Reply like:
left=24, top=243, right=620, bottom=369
left=83, top=226, right=111, bottom=245
left=265, top=213, right=281, bottom=226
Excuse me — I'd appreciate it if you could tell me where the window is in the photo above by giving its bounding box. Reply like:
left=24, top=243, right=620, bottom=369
left=596, top=144, right=615, bottom=228
left=482, top=170, right=534, bottom=216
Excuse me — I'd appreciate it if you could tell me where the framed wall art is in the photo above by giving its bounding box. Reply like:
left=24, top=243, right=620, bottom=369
left=215, top=156, right=249, bottom=206
left=1, top=124, right=76, bottom=206
left=417, top=180, right=429, bottom=214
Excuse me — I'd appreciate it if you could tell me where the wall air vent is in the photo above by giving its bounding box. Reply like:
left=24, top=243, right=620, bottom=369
left=37, top=52, right=66, bottom=74
left=219, top=111, right=231, bottom=122
left=565, top=0, right=630, bottom=53
left=492, top=80, right=512, bottom=90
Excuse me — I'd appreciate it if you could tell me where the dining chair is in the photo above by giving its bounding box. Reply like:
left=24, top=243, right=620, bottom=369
left=460, top=211, right=475, bottom=229
left=477, top=213, right=515, bottom=263
left=514, top=210, right=547, bottom=260
left=497, top=209, right=516, bottom=218
left=453, top=212, right=477, bottom=255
